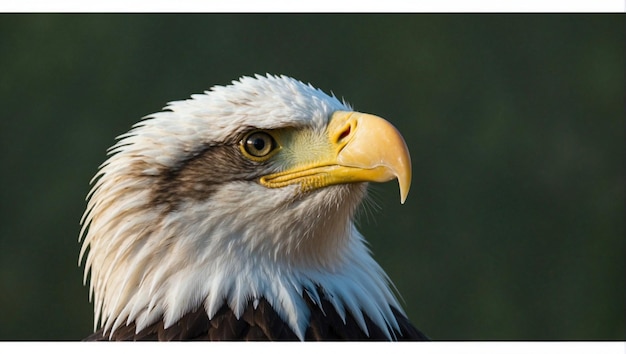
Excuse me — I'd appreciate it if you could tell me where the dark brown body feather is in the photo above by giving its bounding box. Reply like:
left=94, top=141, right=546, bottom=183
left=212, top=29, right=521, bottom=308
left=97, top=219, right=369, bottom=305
left=84, top=293, right=428, bottom=341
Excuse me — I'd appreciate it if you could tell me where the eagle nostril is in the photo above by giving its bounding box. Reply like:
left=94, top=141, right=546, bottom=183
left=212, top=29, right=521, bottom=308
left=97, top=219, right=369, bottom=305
left=337, top=125, right=351, bottom=142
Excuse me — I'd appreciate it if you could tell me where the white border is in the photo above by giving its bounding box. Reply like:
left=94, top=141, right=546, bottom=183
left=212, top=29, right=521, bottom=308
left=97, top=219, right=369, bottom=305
left=1, top=0, right=625, bottom=13
left=0, top=342, right=625, bottom=354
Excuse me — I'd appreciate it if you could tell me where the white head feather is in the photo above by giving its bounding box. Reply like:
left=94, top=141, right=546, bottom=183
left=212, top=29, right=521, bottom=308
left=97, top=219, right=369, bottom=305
left=79, top=74, right=405, bottom=340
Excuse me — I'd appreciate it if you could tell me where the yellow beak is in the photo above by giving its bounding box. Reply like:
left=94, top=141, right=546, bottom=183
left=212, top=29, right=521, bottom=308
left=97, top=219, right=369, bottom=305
left=260, top=111, right=412, bottom=204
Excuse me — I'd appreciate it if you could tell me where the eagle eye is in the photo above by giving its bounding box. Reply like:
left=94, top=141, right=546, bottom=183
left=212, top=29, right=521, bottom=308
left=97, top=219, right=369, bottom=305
left=241, top=131, right=277, bottom=159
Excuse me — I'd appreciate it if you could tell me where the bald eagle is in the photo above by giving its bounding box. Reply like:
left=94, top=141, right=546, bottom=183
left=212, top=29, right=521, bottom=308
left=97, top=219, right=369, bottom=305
left=79, top=74, right=427, bottom=341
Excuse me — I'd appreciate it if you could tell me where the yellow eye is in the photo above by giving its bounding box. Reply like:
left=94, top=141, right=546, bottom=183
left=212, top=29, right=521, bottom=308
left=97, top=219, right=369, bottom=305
left=241, top=131, right=277, bottom=159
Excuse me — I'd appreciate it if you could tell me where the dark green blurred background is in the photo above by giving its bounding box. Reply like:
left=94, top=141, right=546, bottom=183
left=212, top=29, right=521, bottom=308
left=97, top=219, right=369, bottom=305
left=0, top=14, right=623, bottom=340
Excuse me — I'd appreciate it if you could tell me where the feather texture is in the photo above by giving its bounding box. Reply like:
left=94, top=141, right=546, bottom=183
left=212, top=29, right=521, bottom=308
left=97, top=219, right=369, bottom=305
left=80, top=74, right=426, bottom=341
left=84, top=292, right=428, bottom=341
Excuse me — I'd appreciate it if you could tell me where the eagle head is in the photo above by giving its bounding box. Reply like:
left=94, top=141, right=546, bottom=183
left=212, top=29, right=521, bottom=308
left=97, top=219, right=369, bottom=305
left=79, top=74, right=415, bottom=340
